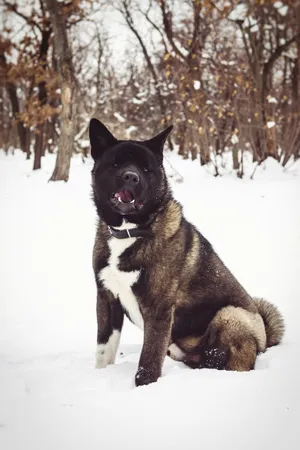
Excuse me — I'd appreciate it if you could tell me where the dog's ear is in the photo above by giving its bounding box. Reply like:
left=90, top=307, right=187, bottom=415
left=89, top=118, right=118, bottom=160
left=142, top=125, right=173, bottom=163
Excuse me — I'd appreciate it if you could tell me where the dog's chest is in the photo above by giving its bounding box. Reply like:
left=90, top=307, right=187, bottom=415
left=99, top=237, right=144, bottom=329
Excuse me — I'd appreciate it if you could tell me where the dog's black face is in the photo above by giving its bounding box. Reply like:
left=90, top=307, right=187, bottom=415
left=93, top=142, right=163, bottom=217
left=89, top=119, right=173, bottom=226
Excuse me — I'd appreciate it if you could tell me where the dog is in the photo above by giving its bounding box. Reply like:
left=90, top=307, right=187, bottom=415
left=89, top=118, right=284, bottom=386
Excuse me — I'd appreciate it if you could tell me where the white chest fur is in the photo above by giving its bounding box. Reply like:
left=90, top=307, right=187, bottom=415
left=99, top=226, right=144, bottom=330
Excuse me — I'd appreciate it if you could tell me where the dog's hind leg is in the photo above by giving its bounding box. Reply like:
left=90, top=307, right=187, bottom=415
left=168, top=306, right=266, bottom=371
left=167, top=335, right=205, bottom=368
left=168, top=335, right=228, bottom=370
left=205, top=305, right=266, bottom=371
left=95, top=288, right=124, bottom=369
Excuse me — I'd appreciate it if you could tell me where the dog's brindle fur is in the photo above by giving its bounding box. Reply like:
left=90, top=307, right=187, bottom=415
left=90, top=119, right=284, bottom=386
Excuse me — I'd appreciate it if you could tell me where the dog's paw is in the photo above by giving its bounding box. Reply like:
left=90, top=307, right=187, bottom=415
left=135, top=366, right=160, bottom=387
left=95, top=344, right=114, bottom=369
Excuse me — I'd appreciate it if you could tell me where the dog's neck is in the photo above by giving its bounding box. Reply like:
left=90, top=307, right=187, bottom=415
left=108, top=220, right=153, bottom=240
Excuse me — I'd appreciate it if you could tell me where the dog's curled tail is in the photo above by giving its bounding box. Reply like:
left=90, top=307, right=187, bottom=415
left=254, top=297, right=285, bottom=348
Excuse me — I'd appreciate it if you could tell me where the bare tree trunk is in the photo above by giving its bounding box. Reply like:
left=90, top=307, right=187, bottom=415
left=44, top=0, right=78, bottom=182
left=0, top=49, right=30, bottom=157
left=8, top=83, right=30, bottom=158
left=33, top=125, right=44, bottom=170
left=177, top=120, right=187, bottom=157
left=232, top=145, right=239, bottom=170
left=33, top=20, right=52, bottom=170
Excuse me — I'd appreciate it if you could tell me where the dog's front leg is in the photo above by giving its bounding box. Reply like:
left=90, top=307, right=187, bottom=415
left=135, top=306, right=174, bottom=386
left=95, top=287, right=124, bottom=369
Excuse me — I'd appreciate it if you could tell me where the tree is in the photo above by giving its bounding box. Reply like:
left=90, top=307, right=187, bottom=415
left=2, top=0, right=299, bottom=178
left=44, top=0, right=78, bottom=182
left=32, top=1, right=52, bottom=170
left=0, top=38, right=30, bottom=156
left=2, top=1, right=58, bottom=165
left=222, top=0, right=300, bottom=162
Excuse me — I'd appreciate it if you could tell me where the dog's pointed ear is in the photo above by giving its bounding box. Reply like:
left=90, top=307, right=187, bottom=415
left=89, top=118, right=118, bottom=160
left=142, top=125, right=173, bottom=163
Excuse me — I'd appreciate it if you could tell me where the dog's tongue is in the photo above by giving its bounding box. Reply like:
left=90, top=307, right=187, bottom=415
left=115, top=190, right=134, bottom=203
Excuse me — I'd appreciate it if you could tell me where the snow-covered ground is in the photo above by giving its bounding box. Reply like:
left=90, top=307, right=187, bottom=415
left=0, top=150, right=300, bottom=450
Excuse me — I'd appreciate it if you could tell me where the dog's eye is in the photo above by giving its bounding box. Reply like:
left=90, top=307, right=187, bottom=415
left=143, top=168, right=149, bottom=173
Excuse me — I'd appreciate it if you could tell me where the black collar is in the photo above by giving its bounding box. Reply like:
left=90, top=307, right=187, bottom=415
left=108, top=225, right=153, bottom=239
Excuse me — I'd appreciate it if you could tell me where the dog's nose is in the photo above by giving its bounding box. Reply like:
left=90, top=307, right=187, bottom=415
left=122, top=171, right=140, bottom=185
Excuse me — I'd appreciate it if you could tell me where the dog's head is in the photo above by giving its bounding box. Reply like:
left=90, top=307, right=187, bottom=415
left=89, top=118, right=173, bottom=226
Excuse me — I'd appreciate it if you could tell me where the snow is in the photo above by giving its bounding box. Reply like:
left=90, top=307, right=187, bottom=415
left=268, top=96, right=278, bottom=104
left=246, top=15, right=258, bottom=33
left=125, top=125, right=137, bottom=138
left=250, top=24, right=259, bottom=33
left=79, top=139, right=90, bottom=149
left=1, top=150, right=300, bottom=450
left=274, top=1, right=289, bottom=16
left=132, top=97, right=144, bottom=105
left=113, top=112, right=126, bottom=123
left=193, top=80, right=201, bottom=90
left=267, top=121, right=276, bottom=129
left=231, top=134, right=239, bottom=144
left=274, top=1, right=284, bottom=8
left=221, top=60, right=235, bottom=66
left=228, top=3, right=248, bottom=21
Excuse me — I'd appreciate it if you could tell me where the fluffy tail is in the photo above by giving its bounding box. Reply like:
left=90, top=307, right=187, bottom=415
left=253, top=297, right=285, bottom=347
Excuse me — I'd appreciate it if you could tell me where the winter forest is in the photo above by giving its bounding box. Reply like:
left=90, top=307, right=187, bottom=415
left=1, top=0, right=299, bottom=180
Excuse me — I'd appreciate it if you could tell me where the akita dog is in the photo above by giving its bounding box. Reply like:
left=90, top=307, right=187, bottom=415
left=89, top=118, right=284, bottom=386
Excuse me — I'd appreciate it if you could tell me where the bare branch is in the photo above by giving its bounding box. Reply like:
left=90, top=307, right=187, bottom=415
left=118, top=0, right=166, bottom=116
left=158, top=0, right=185, bottom=61
left=138, top=1, right=169, bottom=54
left=263, top=33, right=300, bottom=80
left=3, top=1, right=42, bottom=33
